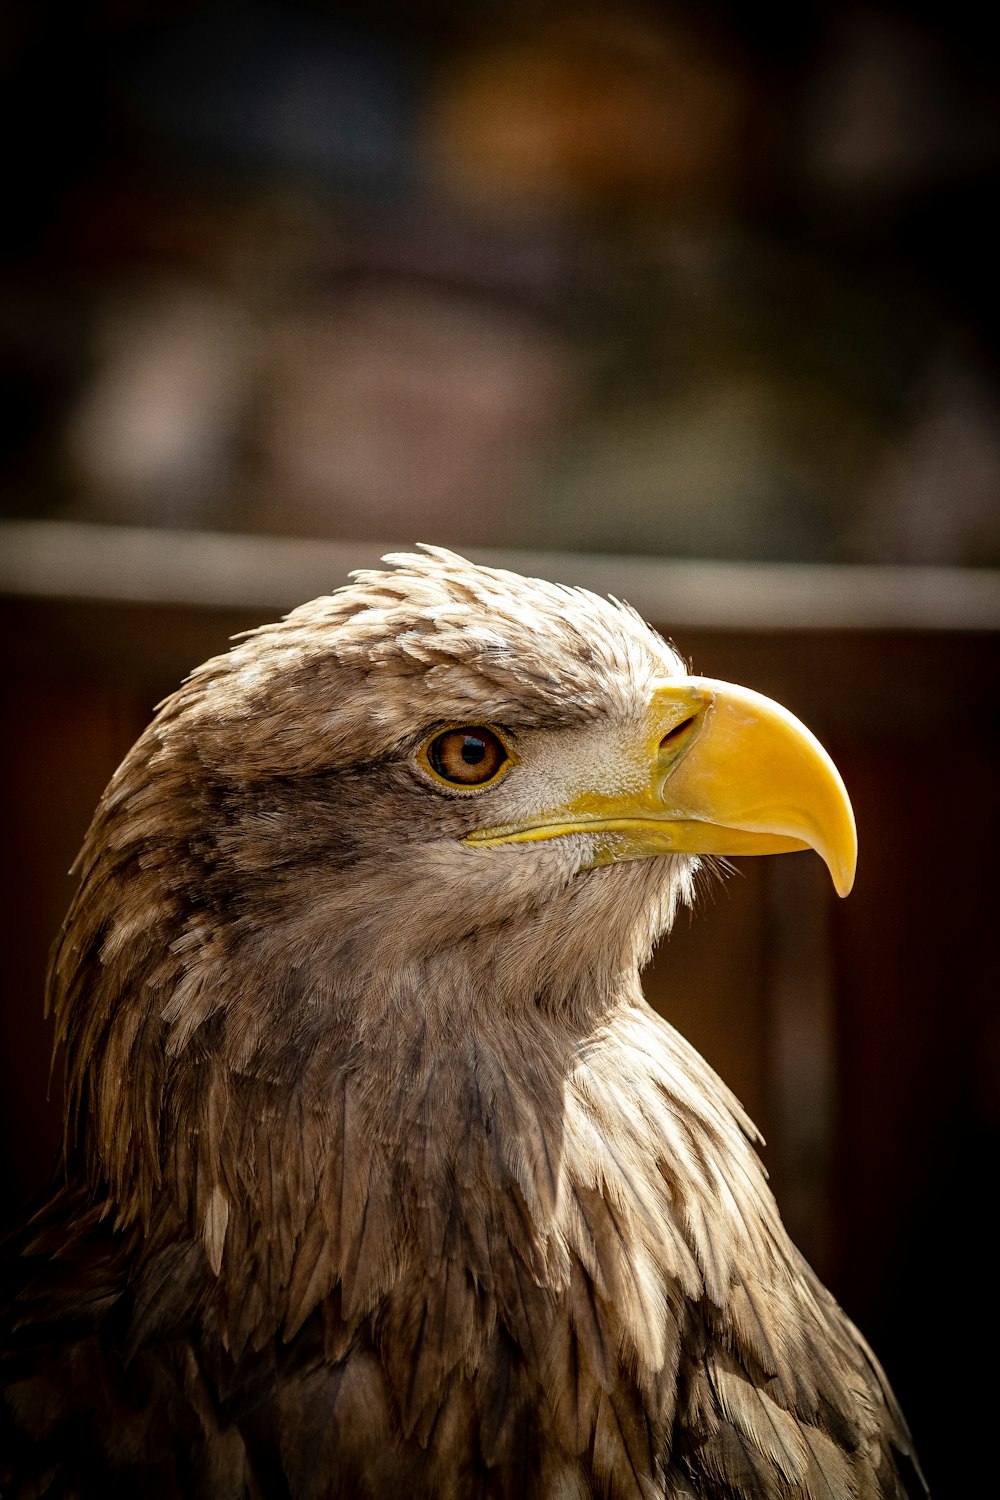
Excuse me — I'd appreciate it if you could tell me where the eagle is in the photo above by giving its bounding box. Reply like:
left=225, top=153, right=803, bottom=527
left=1, top=547, right=925, bottom=1499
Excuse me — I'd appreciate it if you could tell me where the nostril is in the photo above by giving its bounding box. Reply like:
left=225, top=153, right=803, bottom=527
left=659, top=715, right=697, bottom=752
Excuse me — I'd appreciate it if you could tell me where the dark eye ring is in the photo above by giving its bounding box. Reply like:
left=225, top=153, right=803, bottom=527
left=420, top=726, right=513, bottom=789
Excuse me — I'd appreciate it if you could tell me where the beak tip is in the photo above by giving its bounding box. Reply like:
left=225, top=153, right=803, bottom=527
left=829, top=838, right=858, bottom=898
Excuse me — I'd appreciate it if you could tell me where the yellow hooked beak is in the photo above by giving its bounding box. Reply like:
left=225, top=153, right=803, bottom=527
left=463, top=677, right=857, bottom=896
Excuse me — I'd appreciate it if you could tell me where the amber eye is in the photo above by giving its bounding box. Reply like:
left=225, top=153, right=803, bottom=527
left=422, top=727, right=511, bottom=788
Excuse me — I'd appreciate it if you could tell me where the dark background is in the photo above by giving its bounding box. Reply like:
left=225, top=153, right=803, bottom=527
left=3, top=0, right=999, bottom=562
left=3, top=4, right=999, bottom=1493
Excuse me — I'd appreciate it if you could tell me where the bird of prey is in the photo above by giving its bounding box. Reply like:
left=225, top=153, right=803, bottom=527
left=2, top=548, right=926, bottom=1499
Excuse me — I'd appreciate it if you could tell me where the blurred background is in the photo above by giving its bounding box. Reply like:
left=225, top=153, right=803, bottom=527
left=1, top=2, right=998, bottom=1492
left=2, top=0, right=1000, bottom=559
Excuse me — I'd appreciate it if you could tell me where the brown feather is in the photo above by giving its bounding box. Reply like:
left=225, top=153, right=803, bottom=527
left=2, top=548, right=927, bottom=1498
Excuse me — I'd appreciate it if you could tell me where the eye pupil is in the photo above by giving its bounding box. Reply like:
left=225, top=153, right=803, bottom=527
left=425, top=727, right=510, bottom=787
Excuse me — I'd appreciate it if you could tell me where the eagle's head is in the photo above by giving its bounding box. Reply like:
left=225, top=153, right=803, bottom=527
left=48, top=547, right=855, bottom=1338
